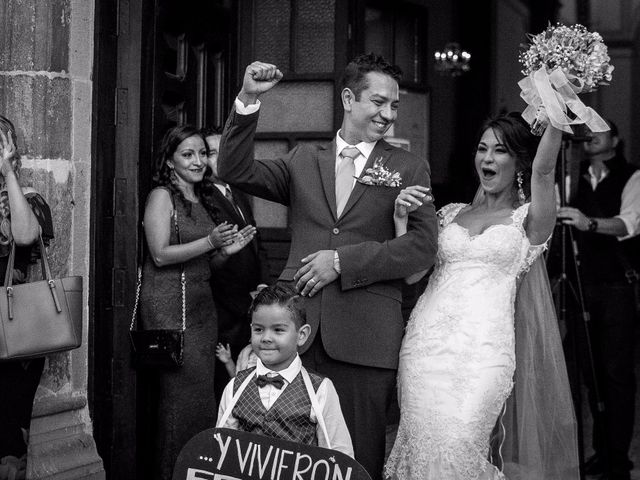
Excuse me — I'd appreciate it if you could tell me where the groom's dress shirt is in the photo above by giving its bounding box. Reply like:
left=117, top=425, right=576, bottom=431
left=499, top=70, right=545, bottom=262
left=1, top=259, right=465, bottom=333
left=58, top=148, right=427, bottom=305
left=334, top=131, right=375, bottom=185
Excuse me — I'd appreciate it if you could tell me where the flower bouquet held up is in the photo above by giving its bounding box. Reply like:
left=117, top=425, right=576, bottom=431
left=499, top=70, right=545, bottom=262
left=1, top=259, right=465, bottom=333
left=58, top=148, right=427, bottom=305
left=518, top=23, right=613, bottom=135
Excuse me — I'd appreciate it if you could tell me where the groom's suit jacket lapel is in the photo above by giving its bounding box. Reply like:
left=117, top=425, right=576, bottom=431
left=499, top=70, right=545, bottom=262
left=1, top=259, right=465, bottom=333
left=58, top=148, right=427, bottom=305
left=316, top=139, right=394, bottom=220
left=317, top=140, right=338, bottom=222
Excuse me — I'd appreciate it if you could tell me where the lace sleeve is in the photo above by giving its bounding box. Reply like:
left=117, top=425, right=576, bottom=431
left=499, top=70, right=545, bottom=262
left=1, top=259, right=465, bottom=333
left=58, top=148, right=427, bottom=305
left=437, top=203, right=466, bottom=230
left=513, top=203, right=551, bottom=275
left=520, top=242, right=549, bottom=275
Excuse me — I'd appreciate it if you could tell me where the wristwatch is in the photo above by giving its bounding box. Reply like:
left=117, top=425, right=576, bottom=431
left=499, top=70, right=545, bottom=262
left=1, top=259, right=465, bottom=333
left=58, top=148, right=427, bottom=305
left=587, top=218, right=598, bottom=232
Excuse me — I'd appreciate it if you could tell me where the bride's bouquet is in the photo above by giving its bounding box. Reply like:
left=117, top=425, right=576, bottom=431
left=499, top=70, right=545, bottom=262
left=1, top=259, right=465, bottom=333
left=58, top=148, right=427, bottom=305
left=518, top=23, right=613, bottom=135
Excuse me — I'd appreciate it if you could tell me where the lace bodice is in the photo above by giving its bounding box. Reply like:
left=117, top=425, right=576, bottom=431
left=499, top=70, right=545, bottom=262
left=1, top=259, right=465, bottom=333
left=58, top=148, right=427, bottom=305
left=438, top=202, right=546, bottom=278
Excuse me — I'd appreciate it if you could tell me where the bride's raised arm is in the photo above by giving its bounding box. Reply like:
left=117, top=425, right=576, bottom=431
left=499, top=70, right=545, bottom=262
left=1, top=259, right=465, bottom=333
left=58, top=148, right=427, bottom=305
left=526, top=124, right=562, bottom=245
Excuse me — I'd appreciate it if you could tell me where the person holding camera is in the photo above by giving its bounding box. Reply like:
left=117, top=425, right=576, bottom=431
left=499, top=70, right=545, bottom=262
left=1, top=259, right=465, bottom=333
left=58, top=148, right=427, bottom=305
left=558, top=119, right=640, bottom=480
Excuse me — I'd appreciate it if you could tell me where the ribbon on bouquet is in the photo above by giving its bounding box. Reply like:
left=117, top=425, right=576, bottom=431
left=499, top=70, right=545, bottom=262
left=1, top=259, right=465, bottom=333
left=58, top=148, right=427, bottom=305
left=518, top=65, right=609, bottom=134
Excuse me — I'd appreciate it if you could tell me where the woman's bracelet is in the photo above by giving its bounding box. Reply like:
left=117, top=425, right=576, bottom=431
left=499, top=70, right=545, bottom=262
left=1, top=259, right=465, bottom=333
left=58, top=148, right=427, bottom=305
left=206, top=234, right=215, bottom=250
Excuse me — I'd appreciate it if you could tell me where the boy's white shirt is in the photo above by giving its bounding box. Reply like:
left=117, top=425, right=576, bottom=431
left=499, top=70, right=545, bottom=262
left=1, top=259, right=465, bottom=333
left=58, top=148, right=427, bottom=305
left=217, top=354, right=354, bottom=457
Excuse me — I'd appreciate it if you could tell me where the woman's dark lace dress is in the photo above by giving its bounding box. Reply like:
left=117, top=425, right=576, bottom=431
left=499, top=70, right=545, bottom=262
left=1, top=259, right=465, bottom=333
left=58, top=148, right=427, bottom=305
left=140, top=189, right=218, bottom=479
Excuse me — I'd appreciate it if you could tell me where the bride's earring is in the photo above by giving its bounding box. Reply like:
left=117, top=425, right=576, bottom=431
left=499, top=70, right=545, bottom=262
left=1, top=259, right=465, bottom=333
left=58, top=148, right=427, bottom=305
left=516, top=171, right=526, bottom=205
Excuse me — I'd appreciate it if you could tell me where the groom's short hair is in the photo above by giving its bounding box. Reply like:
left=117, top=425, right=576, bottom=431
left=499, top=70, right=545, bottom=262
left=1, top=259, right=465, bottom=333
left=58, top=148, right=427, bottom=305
left=340, top=53, right=402, bottom=100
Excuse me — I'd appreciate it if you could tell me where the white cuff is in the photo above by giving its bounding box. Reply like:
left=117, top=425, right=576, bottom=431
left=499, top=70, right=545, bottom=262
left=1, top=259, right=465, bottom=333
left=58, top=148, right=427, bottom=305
left=333, top=250, right=341, bottom=275
left=615, top=215, right=636, bottom=241
left=234, top=97, right=261, bottom=115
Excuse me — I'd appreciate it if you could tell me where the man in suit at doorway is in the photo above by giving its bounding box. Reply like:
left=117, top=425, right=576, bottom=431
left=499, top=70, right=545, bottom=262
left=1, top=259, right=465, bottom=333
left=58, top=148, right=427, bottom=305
left=202, top=127, right=269, bottom=401
left=218, top=53, right=438, bottom=479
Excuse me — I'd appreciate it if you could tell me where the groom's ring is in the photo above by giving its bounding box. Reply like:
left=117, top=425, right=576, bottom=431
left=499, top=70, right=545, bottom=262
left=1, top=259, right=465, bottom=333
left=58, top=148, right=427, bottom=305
left=309, top=278, right=316, bottom=284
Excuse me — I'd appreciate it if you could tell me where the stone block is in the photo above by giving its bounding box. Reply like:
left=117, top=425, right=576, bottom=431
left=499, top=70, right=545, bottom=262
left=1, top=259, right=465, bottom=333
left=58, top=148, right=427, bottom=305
left=69, top=0, right=93, bottom=78
left=0, top=75, right=72, bottom=159
left=0, top=0, right=70, bottom=72
left=28, top=398, right=104, bottom=480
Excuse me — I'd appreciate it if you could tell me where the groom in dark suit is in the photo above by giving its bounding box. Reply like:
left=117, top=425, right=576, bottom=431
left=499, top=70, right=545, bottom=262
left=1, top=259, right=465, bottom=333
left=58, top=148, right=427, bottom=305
left=218, top=53, right=438, bottom=479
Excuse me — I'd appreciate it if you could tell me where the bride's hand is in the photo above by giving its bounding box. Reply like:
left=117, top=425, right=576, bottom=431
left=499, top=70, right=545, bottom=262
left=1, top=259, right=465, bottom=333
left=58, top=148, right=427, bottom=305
left=530, top=105, right=549, bottom=136
left=394, top=185, right=431, bottom=220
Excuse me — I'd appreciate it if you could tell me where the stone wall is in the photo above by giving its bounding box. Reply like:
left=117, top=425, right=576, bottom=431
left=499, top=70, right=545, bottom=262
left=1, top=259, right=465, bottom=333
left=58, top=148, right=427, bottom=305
left=0, top=0, right=103, bottom=478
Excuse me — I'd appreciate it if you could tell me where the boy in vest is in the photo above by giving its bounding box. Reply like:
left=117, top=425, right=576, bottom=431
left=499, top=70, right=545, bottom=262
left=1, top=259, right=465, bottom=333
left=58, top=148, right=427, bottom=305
left=216, top=284, right=353, bottom=456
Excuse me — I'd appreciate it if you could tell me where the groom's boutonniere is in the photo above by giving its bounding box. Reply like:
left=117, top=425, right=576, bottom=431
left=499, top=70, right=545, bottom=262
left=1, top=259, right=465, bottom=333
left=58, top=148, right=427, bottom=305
left=356, top=157, right=402, bottom=187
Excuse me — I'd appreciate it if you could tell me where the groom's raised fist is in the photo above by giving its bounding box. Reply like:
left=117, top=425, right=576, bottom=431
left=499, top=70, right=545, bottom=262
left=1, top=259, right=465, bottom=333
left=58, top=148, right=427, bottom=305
left=238, top=61, right=283, bottom=106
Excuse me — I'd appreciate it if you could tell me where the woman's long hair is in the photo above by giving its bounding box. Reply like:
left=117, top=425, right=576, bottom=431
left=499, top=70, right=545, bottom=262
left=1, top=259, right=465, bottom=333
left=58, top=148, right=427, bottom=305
left=475, top=112, right=540, bottom=203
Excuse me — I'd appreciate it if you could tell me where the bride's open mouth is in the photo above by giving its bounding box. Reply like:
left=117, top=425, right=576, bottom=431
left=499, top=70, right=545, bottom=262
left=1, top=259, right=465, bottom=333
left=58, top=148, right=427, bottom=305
left=481, top=167, right=497, bottom=180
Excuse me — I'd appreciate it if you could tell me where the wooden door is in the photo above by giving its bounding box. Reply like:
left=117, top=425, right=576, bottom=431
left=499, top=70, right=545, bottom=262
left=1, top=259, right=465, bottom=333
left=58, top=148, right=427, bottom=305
left=91, top=1, right=234, bottom=478
left=139, top=0, right=234, bottom=195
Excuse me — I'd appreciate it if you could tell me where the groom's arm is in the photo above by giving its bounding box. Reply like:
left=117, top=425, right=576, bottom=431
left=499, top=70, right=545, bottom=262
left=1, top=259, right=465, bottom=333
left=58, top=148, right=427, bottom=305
left=295, top=154, right=437, bottom=296
left=218, top=61, right=294, bottom=204
left=218, top=106, right=295, bottom=205
left=336, top=158, right=437, bottom=290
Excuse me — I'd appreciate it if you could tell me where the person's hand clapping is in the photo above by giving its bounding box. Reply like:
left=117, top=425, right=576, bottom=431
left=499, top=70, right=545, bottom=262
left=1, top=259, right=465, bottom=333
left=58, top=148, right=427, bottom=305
left=238, top=61, right=283, bottom=106
left=0, top=128, right=16, bottom=178
left=220, top=225, right=257, bottom=256
left=208, top=222, right=237, bottom=249
left=394, top=185, right=432, bottom=220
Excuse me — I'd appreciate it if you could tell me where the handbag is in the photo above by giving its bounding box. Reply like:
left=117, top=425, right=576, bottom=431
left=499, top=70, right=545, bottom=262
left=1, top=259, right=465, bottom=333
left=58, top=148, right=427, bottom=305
left=129, top=206, right=186, bottom=369
left=0, top=235, right=83, bottom=360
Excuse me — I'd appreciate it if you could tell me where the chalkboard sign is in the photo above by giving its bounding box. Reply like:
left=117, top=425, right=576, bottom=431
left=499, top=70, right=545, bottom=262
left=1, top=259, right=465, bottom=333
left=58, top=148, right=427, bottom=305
left=172, top=428, right=371, bottom=480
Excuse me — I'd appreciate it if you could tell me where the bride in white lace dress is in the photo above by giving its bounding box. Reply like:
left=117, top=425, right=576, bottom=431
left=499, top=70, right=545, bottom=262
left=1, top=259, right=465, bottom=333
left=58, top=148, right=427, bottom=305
left=385, top=113, right=578, bottom=479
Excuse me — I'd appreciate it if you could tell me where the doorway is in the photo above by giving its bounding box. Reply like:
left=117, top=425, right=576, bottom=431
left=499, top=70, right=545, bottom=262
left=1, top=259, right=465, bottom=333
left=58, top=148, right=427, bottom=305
left=90, top=1, right=234, bottom=478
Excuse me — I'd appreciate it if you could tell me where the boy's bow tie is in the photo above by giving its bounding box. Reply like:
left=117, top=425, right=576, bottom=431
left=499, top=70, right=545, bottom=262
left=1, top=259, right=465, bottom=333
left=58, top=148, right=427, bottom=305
left=256, top=373, right=285, bottom=389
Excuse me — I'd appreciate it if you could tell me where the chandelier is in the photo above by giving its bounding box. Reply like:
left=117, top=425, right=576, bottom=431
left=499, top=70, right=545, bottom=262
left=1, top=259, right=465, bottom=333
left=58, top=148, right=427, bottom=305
left=434, top=43, right=471, bottom=76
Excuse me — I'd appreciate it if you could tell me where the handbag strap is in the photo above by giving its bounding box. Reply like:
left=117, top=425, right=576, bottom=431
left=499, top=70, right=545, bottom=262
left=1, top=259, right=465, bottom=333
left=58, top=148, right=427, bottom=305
left=173, top=202, right=186, bottom=332
left=4, top=234, right=53, bottom=287
left=129, top=265, right=143, bottom=332
left=4, top=234, right=61, bottom=320
left=130, top=193, right=186, bottom=332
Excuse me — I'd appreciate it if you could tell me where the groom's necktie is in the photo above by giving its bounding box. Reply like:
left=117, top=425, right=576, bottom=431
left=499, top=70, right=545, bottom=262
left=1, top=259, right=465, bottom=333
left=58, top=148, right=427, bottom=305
left=336, top=146, right=360, bottom=217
